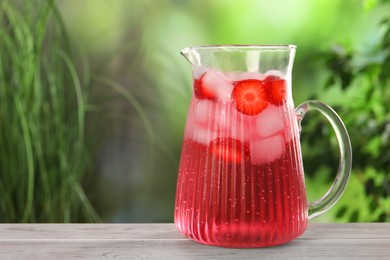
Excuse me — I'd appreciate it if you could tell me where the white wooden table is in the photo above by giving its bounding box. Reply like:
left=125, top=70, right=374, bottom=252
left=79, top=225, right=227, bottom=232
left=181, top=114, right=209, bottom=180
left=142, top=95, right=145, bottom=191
left=0, top=223, right=388, bottom=259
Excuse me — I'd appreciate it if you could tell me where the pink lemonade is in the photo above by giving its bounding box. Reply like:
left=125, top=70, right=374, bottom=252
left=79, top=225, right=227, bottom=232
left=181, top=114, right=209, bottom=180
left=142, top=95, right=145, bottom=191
left=174, top=68, right=308, bottom=247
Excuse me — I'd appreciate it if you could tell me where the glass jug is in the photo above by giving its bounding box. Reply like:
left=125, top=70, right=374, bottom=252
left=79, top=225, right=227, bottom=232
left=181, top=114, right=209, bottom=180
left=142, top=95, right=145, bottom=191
left=174, top=45, right=352, bottom=248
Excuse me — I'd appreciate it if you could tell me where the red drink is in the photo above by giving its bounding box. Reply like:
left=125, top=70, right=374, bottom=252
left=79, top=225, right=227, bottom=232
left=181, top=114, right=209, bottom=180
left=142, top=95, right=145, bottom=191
left=174, top=69, right=308, bottom=247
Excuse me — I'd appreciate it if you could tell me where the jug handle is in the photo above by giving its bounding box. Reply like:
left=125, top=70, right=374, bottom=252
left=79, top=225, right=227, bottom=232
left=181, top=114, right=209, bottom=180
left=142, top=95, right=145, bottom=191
left=295, top=100, right=352, bottom=219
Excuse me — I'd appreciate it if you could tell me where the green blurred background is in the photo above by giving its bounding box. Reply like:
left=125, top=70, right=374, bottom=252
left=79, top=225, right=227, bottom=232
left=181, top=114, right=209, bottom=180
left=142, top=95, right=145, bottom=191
left=0, top=0, right=389, bottom=223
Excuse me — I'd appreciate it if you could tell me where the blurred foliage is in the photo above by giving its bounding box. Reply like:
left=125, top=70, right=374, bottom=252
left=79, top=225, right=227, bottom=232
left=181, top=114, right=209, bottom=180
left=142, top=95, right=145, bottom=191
left=0, top=0, right=100, bottom=222
left=302, top=0, right=390, bottom=222
left=0, top=0, right=389, bottom=223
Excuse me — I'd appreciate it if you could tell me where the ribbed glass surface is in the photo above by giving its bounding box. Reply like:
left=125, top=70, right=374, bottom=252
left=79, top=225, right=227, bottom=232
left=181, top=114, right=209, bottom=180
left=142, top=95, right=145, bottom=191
left=174, top=71, right=308, bottom=248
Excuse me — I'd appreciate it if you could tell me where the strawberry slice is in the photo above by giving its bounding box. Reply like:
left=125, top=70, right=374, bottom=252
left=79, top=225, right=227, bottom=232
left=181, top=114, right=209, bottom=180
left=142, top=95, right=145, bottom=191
left=194, top=70, right=233, bottom=101
left=194, top=76, right=216, bottom=100
left=232, top=79, right=268, bottom=115
left=263, top=75, right=287, bottom=105
left=209, top=137, right=248, bottom=163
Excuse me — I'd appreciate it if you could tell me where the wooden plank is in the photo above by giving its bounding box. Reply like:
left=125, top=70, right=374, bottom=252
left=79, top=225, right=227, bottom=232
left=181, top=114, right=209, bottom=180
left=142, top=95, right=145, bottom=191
left=302, top=223, right=390, bottom=239
left=0, top=223, right=184, bottom=240
left=0, top=238, right=388, bottom=259
left=0, top=224, right=388, bottom=259
left=0, top=223, right=388, bottom=240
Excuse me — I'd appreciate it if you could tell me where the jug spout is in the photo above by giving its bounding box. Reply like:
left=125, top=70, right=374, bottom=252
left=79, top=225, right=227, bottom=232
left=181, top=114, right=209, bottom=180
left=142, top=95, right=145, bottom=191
left=180, top=47, right=200, bottom=65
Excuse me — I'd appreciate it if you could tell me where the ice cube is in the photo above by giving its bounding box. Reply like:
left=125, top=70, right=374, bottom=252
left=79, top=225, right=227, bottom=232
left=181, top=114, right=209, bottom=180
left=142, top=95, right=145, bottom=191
left=224, top=115, right=252, bottom=142
left=202, top=69, right=234, bottom=100
left=193, top=101, right=227, bottom=132
left=190, top=126, right=215, bottom=145
left=193, top=100, right=215, bottom=126
left=250, top=134, right=285, bottom=164
left=209, top=103, right=252, bottom=142
left=189, top=100, right=219, bottom=145
left=255, top=104, right=284, bottom=138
